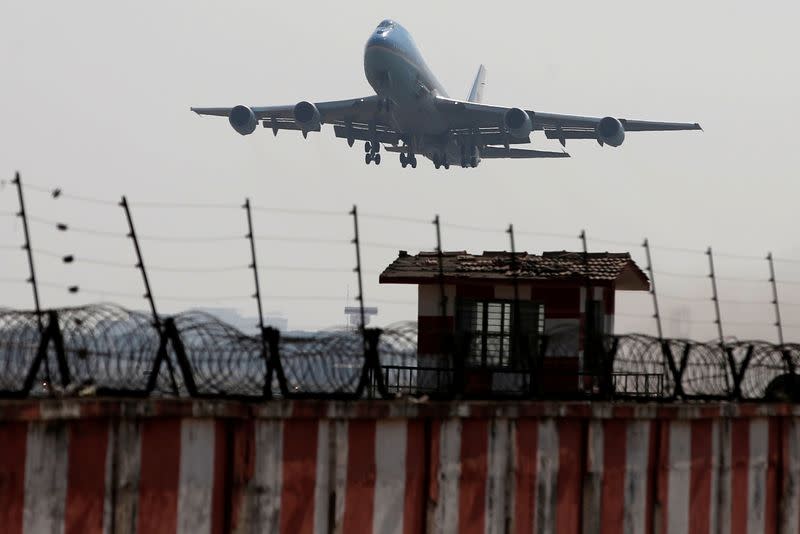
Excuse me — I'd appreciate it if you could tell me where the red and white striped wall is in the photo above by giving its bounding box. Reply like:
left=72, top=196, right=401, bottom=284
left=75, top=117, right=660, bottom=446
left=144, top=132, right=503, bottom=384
left=1, top=400, right=800, bottom=534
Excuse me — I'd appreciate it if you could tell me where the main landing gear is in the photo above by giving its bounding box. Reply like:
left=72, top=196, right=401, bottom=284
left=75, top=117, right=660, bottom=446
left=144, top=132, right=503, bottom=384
left=432, top=154, right=450, bottom=170
left=400, top=152, right=417, bottom=169
left=364, top=141, right=381, bottom=165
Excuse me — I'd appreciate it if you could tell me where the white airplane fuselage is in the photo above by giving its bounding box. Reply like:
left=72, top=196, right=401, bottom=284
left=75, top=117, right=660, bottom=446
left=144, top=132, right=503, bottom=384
left=363, top=20, right=464, bottom=163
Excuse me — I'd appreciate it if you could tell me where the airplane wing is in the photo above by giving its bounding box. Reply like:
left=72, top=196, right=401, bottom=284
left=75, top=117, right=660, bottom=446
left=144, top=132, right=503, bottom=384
left=480, top=147, right=570, bottom=159
left=191, top=96, right=398, bottom=141
left=433, top=97, right=701, bottom=146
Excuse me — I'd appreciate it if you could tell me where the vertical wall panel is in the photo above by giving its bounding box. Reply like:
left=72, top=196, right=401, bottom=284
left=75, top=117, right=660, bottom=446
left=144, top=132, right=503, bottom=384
left=458, top=418, right=488, bottom=534
left=403, top=420, right=426, bottom=534
left=688, top=420, right=712, bottom=534
left=23, top=421, right=70, bottom=534
left=111, top=420, right=142, bottom=534
left=64, top=420, right=109, bottom=534
left=600, top=420, right=627, bottom=534
left=536, top=419, right=560, bottom=534
left=229, top=419, right=255, bottom=534
left=312, top=420, right=330, bottom=534
left=250, top=420, right=284, bottom=532
left=513, top=419, right=538, bottom=534
left=623, top=420, right=651, bottom=534
left=331, top=420, right=349, bottom=534
left=0, top=422, right=28, bottom=534
left=716, top=418, right=732, bottom=534
left=485, top=419, right=510, bottom=534
left=781, top=418, right=800, bottom=534
left=210, top=420, right=229, bottom=534
left=177, top=419, right=216, bottom=534
left=555, top=419, right=582, bottom=534
left=280, top=420, right=319, bottom=534
left=583, top=420, right=604, bottom=534
left=342, top=420, right=377, bottom=533
left=731, top=419, right=750, bottom=534
left=748, top=419, right=769, bottom=534
left=432, top=419, right=462, bottom=534
left=137, top=418, right=181, bottom=534
left=666, top=421, right=691, bottom=534
left=373, top=420, right=407, bottom=534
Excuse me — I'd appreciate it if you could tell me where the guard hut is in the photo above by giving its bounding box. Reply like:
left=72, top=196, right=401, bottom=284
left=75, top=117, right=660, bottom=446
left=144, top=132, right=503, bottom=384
left=379, top=250, right=649, bottom=395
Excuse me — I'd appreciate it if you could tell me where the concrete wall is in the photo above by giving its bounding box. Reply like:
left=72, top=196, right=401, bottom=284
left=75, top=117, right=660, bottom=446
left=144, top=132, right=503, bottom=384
left=1, top=399, right=799, bottom=534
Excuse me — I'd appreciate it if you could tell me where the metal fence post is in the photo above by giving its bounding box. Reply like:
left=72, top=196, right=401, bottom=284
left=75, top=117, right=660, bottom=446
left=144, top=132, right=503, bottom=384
left=706, top=247, right=724, bottom=344
left=243, top=198, right=282, bottom=398
left=11, top=172, right=43, bottom=332
left=350, top=205, right=372, bottom=397
left=120, top=196, right=179, bottom=395
left=767, top=252, right=784, bottom=345
left=11, top=172, right=54, bottom=392
left=642, top=239, right=664, bottom=339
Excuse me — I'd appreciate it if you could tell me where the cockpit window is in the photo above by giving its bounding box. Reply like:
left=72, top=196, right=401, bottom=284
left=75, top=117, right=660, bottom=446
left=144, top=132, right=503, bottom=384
left=377, top=19, right=394, bottom=31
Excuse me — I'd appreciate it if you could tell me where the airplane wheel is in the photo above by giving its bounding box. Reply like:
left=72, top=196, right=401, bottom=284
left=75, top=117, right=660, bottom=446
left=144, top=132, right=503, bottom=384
left=470, top=157, right=478, bottom=168
left=443, top=160, right=450, bottom=170
left=434, top=162, right=440, bottom=169
left=365, top=142, right=371, bottom=153
left=400, top=153, right=406, bottom=165
left=432, top=155, right=440, bottom=167
left=365, top=153, right=372, bottom=165
left=411, top=157, right=417, bottom=169
left=374, top=153, right=381, bottom=165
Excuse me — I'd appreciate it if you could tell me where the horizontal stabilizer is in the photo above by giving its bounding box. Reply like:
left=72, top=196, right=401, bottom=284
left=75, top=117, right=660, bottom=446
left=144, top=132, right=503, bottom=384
left=481, top=147, right=570, bottom=159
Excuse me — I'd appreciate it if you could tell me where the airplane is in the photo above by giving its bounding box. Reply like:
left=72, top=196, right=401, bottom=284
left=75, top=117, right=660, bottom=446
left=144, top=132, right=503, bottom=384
left=191, top=19, right=701, bottom=170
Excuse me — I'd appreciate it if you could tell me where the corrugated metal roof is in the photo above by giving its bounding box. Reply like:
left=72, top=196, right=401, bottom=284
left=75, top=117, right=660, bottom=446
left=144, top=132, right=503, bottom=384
left=379, top=250, right=649, bottom=290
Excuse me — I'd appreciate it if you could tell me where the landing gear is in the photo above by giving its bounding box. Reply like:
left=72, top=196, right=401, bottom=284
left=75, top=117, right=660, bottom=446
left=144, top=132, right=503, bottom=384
left=400, top=152, right=417, bottom=169
left=432, top=154, right=449, bottom=170
left=364, top=141, right=381, bottom=165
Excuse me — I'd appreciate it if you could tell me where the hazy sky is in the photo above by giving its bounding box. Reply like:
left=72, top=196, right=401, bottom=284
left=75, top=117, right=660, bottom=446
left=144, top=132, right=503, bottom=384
left=1, top=1, right=799, bottom=339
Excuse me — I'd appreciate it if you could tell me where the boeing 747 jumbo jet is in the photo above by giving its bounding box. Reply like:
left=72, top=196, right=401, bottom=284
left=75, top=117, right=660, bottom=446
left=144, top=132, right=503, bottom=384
left=192, top=19, right=701, bottom=169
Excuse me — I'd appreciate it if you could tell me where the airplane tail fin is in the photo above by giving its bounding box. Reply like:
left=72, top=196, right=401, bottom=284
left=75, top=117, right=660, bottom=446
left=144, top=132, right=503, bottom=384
left=467, top=64, right=487, bottom=103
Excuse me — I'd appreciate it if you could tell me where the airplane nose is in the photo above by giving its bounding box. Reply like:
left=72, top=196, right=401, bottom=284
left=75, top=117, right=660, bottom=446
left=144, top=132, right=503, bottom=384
left=367, top=31, right=389, bottom=48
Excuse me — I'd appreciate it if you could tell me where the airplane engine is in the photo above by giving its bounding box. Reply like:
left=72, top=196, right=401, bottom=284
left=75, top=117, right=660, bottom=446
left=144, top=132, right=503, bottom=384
left=597, top=116, right=625, bottom=147
left=228, top=105, right=258, bottom=135
left=504, top=108, right=532, bottom=138
left=293, top=101, right=321, bottom=133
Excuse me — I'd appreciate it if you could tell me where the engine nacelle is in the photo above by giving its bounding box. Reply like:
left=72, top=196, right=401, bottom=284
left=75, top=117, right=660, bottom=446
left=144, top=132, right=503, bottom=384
left=228, top=105, right=257, bottom=136
left=504, top=108, right=533, bottom=138
left=597, top=116, right=625, bottom=147
left=293, top=101, right=321, bottom=132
